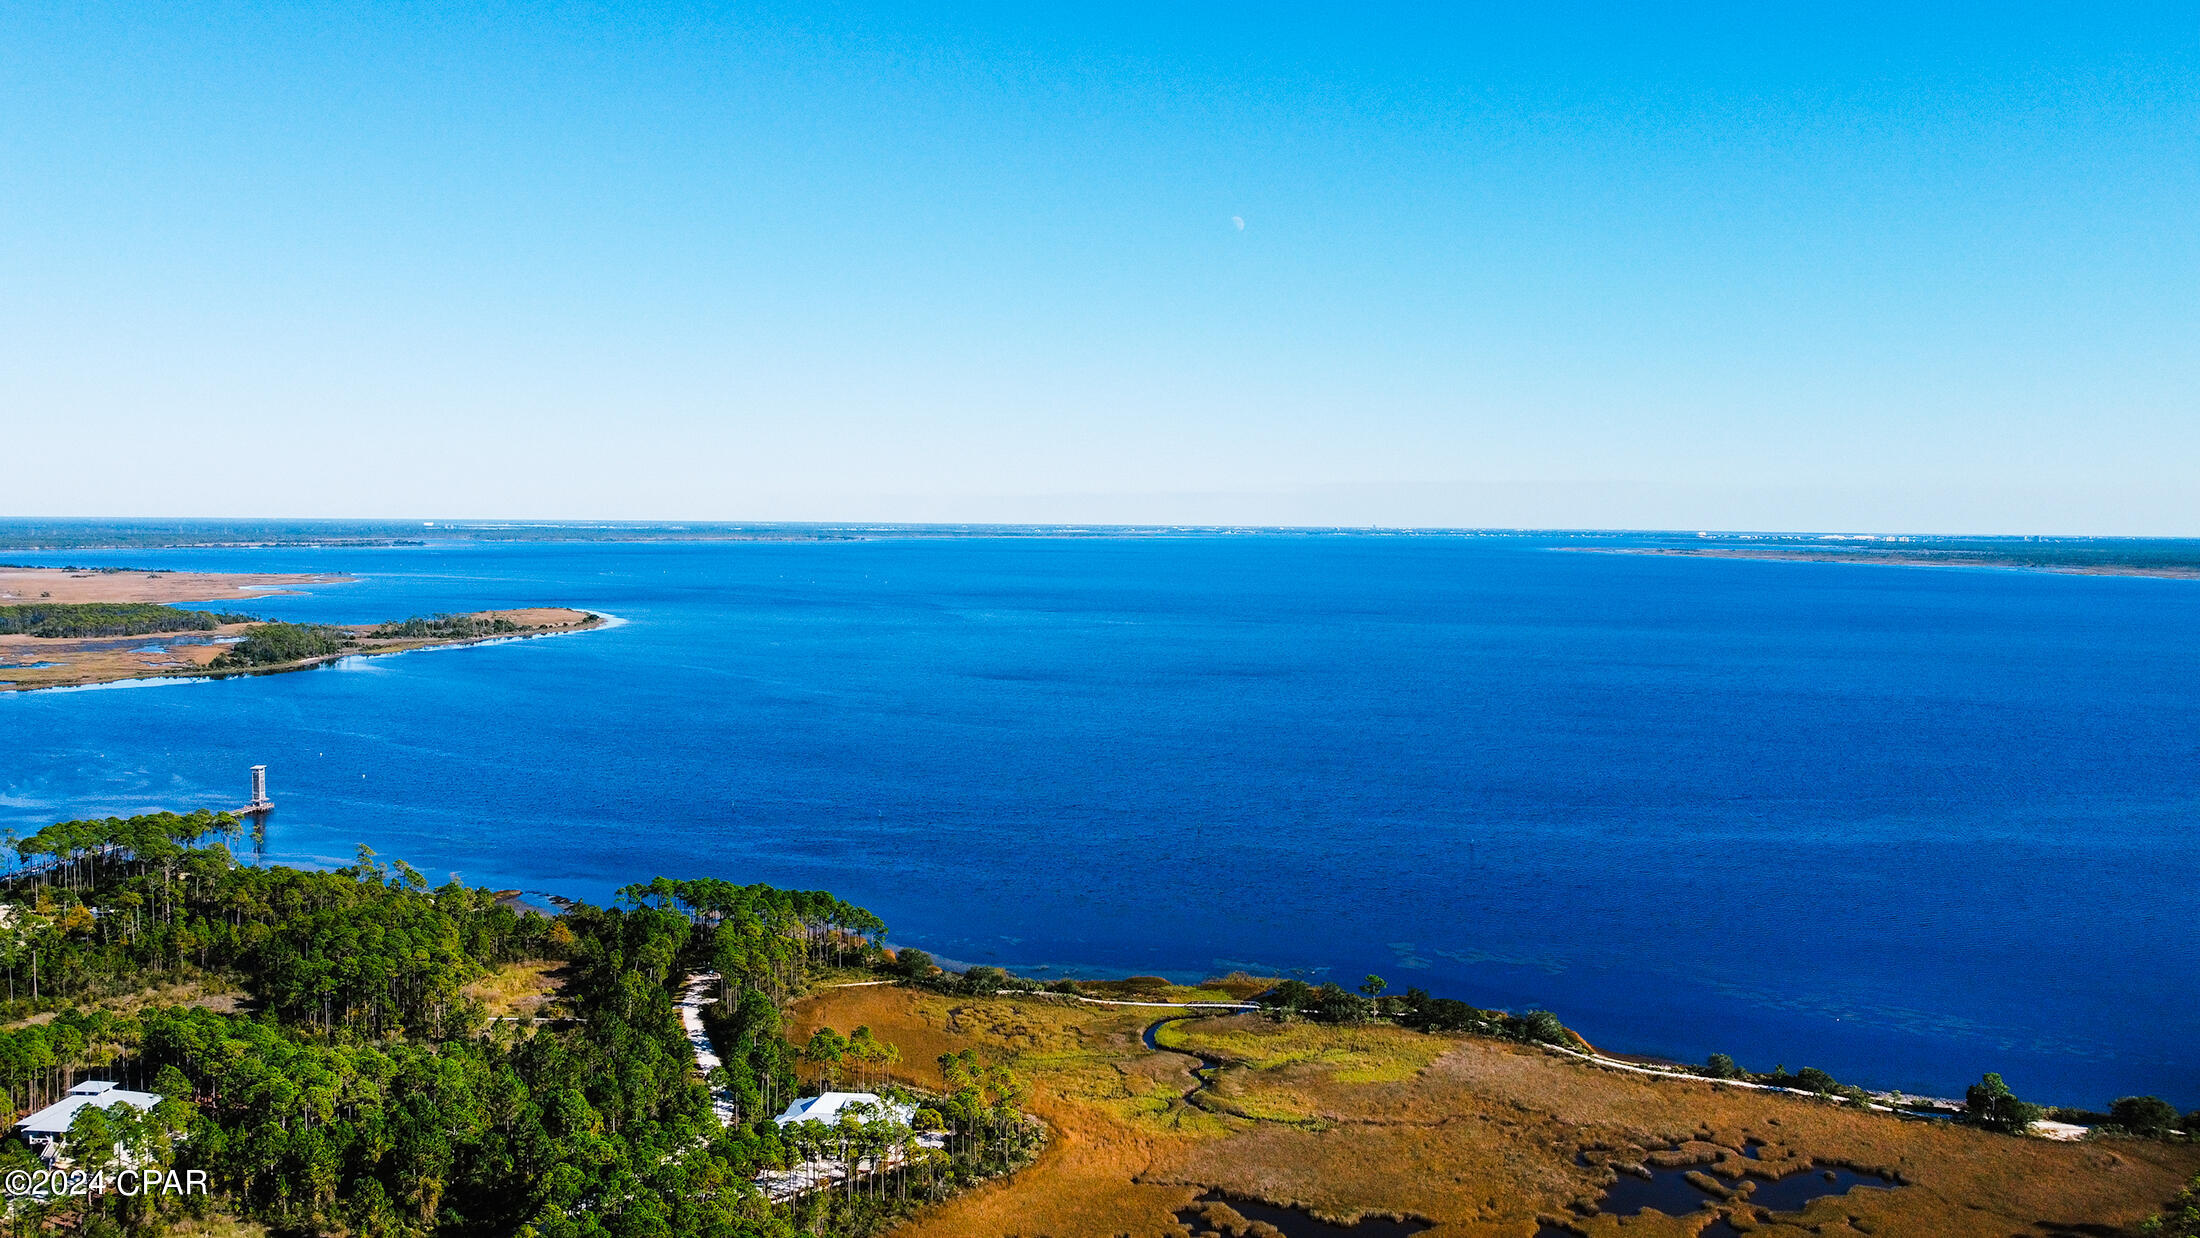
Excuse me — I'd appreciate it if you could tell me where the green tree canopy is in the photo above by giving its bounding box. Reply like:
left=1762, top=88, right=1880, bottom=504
left=1965, top=1073, right=2045, bottom=1134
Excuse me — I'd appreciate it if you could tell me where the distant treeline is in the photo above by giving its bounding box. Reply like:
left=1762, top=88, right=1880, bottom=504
left=0, top=520, right=429, bottom=550
left=0, top=518, right=1426, bottom=549
left=1630, top=534, right=2200, bottom=574
left=0, top=602, right=257, bottom=639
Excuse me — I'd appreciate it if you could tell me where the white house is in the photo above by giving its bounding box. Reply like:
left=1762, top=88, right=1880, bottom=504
left=771, top=1091, right=916, bottom=1128
left=756, top=1091, right=948, bottom=1202
left=15, top=1081, right=163, bottom=1162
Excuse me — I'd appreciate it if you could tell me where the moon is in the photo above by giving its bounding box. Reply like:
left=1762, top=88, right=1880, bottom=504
left=1231, top=216, right=1245, bottom=231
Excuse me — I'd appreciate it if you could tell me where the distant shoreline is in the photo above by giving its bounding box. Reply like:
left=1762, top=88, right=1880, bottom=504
left=1583, top=546, right=2200, bottom=580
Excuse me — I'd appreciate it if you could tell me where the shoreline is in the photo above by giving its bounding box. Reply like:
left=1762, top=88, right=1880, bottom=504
left=863, top=954, right=2155, bottom=1114
left=833, top=958, right=2140, bottom=1114
left=2, top=605, right=612, bottom=693
left=186, top=608, right=614, bottom=685
left=906, top=977, right=2112, bottom=1131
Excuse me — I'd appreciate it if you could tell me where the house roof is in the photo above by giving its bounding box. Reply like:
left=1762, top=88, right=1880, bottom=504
left=15, top=1081, right=162, bottom=1136
left=772, top=1091, right=916, bottom=1128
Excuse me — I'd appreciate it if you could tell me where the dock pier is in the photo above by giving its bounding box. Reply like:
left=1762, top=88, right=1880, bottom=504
left=238, top=763, right=273, bottom=815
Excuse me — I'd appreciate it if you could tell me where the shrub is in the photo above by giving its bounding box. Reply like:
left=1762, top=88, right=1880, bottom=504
left=959, top=966, right=1010, bottom=994
left=211, top=622, right=348, bottom=667
left=2111, top=1096, right=2182, bottom=1139
left=1392, top=988, right=1494, bottom=1034
left=1493, top=1009, right=1581, bottom=1048
left=1258, top=979, right=1317, bottom=1014
left=2139, top=1173, right=2200, bottom=1237
left=1255, top=979, right=1375, bottom=1024
left=1795, top=1067, right=1838, bottom=1094
left=1310, top=982, right=1373, bottom=1023
left=1706, top=1053, right=1743, bottom=1079
left=1965, top=1073, right=2045, bottom=1134
left=1416, top=997, right=1480, bottom=1032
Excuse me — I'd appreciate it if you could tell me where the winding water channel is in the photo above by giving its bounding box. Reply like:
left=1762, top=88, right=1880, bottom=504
left=1142, top=1015, right=1226, bottom=1101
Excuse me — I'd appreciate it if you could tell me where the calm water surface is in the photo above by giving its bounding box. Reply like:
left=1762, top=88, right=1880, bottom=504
left=1, top=536, right=2194, bottom=1106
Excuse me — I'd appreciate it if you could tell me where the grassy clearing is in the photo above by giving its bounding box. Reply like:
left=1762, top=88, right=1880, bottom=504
left=3, top=975, right=248, bottom=1028
left=166, top=1214, right=271, bottom=1238
left=793, top=984, right=2200, bottom=1238
left=804, top=965, right=888, bottom=988
left=462, top=959, right=570, bottom=1018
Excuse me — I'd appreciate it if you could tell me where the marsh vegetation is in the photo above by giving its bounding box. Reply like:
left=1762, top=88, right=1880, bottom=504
left=789, top=979, right=2200, bottom=1238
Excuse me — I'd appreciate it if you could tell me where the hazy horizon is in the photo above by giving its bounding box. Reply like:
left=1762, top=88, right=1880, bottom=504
left=5, top=514, right=2198, bottom=541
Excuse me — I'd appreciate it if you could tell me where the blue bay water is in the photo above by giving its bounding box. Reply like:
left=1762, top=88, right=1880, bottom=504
left=1, top=536, right=2194, bottom=1107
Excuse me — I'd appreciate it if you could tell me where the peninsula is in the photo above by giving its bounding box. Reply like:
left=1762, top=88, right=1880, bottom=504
left=0, top=566, right=599, bottom=691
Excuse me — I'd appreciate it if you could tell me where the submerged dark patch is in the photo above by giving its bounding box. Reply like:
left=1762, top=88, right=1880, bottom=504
left=1175, top=1189, right=1432, bottom=1237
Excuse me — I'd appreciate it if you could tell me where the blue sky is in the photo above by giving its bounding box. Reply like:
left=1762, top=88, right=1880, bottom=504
left=3, top=3, right=2194, bottom=531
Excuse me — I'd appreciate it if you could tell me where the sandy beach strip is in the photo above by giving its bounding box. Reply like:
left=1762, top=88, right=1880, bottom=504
left=0, top=565, right=354, bottom=605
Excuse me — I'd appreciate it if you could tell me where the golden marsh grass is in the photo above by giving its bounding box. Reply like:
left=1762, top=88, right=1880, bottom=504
left=791, top=984, right=2200, bottom=1238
